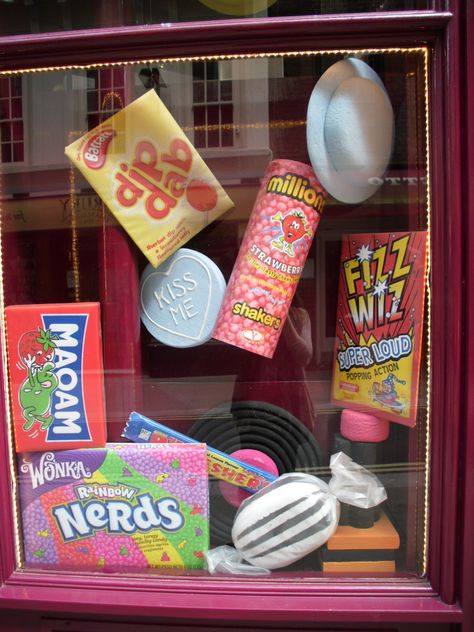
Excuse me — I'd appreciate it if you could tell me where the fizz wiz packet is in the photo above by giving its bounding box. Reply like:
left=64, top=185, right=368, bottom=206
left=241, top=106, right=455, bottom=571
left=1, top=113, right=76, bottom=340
left=18, top=443, right=209, bottom=571
left=213, top=159, right=326, bottom=358
left=331, top=232, right=428, bottom=427
left=5, top=303, right=106, bottom=452
left=65, top=90, right=234, bottom=268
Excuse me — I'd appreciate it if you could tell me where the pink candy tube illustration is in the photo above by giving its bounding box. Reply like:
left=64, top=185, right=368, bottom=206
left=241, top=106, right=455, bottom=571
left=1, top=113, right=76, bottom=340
left=213, top=159, right=326, bottom=358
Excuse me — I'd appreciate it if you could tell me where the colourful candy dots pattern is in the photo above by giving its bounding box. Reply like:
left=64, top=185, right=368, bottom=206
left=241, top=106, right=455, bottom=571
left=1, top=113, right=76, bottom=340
left=114, top=445, right=209, bottom=519
left=105, top=446, right=209, bottom=568
left=21, top=446, right=208, bottom=571
left=213, top=160, right=321, bottom=358
left=40, top=484, right=100, bottom=569
left=90, top=531, right=147, bottom=570
left=22, top=499, right=58, bottom=566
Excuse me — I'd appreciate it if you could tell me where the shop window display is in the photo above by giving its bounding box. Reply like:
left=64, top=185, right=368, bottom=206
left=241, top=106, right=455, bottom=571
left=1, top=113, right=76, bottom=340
left=0, top=48, right=430, bottom=580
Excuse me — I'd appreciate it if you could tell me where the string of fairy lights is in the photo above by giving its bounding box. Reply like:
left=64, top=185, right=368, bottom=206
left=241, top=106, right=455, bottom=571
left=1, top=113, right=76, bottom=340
left=0, top=46, right=431, bottom=576
left=421, top=45, right=430, bottom=579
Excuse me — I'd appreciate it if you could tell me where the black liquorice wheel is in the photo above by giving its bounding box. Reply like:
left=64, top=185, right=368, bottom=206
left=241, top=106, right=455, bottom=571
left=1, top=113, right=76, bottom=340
left=189, top=400, right=324, bottom=546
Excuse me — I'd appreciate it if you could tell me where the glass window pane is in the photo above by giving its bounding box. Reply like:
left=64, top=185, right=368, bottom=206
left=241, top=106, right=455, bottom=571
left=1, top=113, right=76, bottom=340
left=87, top=112, right=100, bottom=130
left=87, top=90, right=98, bottom=112
left=207, top=80, right=219, bottom=103
left=193, top=104, right=206, bottom=127
left=99, top=70, right=112, bottom=91
left=86, top=70, right=97, bottom=90
left=0, top=99, right=10, bottom=120
left=193, top=62, right=205, bottom=81
left=221, top=103, right=233, bottom=125
left=194, top=129, right=206, bottom=148
left=1, top=142, right=11, bottom=162
left=193, top=81, right=205, bottom=103
left=0, top=76, right=10, bottom=98
left=206, top=61, right=218, bottom=81
left=12, top=120, right=23, bottom=141
left=11, top=75, right=22, bottom=97
left=221, top=127, right=233, bottom=147
left=0, top=51, right=431, bottom=583
left=1, top=121, right=11, bottom=141
left=112, top=67, right=125, bottom=87
left=220, top=80, right=233, bottom=101
left=12, top=141, right=24, bottom=161
left=0, top=1, right=436, bottom=36
left=207, top=128, right=220, bottom=147
left=207, top=103, right=219, bottom=126
left=11, top=97, right=22, bottom=118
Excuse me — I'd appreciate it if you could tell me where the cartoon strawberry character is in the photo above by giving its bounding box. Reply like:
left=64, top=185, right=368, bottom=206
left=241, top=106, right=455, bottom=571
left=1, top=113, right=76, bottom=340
left=18, top=327, right=59, bottom=369
left=271, top=210, right=312, bottom=256
left=17, top=327, right=60, bottom=432
left=281, top=212, right=306, bottom=243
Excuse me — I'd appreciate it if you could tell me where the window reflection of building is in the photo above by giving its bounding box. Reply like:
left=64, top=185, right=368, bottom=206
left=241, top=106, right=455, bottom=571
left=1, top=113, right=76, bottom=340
left=86, top=68, right=125, bottom=129
left=192, top=61, right=234, bottom=148
left=0, top=76, right=24, bottom=163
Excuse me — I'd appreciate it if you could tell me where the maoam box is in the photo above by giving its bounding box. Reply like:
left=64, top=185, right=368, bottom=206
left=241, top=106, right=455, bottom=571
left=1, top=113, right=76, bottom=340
left=5, top=302, right=106, bottom=452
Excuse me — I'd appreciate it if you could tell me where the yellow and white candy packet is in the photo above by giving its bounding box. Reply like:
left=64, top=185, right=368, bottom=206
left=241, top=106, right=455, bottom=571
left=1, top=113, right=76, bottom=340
left=65, top=90, right=234, bottom=267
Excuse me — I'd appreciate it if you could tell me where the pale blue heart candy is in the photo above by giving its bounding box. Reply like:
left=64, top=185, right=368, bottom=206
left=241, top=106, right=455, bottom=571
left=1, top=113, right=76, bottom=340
left=140, top=248, right=226, bottom=348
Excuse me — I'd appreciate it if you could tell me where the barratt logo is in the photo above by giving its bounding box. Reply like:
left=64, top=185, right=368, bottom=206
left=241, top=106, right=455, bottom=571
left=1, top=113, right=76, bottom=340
left=83, top=128, right=115, bottom=169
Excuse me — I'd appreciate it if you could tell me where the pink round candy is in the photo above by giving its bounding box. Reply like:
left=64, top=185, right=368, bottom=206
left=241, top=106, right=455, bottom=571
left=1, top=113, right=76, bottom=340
left=219, top=449, right=279, bottom=508
left=340, top=408, right=390, bottom=443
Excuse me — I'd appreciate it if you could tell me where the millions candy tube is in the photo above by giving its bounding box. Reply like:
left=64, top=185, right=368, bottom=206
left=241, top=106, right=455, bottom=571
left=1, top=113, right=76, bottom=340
left=213, top=159, right=326, bottom=358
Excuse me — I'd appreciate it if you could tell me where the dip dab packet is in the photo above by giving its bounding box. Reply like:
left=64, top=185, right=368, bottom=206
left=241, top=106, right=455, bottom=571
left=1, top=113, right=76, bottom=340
left=18, top=443, right=209, bottom=571
left=4, top=303, right=106, bottom=452
left=331, top=232, right=428, bottom=427
left=65, top=90, right=234, bottom=268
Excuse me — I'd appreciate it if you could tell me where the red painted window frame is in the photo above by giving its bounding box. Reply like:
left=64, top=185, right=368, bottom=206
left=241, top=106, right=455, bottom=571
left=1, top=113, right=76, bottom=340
left=0, top=75, right=24, bottom=164
left=0, top=5, right=472, bottom=628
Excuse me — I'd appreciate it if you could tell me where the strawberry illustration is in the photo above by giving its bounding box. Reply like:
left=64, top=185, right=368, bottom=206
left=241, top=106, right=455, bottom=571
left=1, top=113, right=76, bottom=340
left=281, top=212, right=306, bottom=243
left=18, top=327, right=59, bottom=368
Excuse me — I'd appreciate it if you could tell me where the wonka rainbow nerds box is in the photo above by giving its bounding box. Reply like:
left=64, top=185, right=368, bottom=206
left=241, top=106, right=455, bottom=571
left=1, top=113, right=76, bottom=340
left=5, top=303, right=106, bottom=452
left=65, top=89, right=234, bottom=268
left=332, top=232, right=428, bottom=427
left=18, top=443, right=209, bottom=571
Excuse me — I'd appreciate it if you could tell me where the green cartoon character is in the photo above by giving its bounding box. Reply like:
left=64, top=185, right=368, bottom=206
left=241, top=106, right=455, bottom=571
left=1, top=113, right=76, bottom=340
left=18, top=328, right=59, bottom=432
